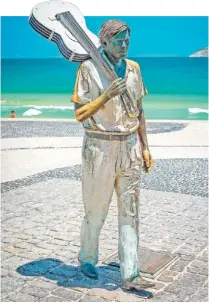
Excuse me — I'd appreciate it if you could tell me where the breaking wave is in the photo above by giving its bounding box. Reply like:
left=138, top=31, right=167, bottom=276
left=188, top=108, right=209, bottom=114
left=23, top=109, right=42, bottom=116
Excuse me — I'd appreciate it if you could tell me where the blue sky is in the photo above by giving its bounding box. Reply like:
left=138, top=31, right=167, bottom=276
left=1, top=16, right=208, bottom=58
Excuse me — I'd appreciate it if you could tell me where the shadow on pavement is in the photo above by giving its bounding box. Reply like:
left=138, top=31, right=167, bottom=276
left=17, top=258, right=153, bottom=298
left=17, top=258, right=120, bottom=290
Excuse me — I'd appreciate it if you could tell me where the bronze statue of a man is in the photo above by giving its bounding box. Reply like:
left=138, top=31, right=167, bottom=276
left=71, top=19, right=154, bottom=296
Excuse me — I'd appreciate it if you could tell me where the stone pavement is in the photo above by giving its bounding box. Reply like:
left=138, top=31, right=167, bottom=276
left=1, top=120, right=208, bottom=302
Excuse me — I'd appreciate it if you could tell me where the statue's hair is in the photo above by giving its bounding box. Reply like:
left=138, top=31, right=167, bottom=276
left=98, top=20, right=130, bottom=44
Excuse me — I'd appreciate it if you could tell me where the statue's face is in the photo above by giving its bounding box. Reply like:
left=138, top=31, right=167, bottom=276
left=104, top=29, right=130, bottom=60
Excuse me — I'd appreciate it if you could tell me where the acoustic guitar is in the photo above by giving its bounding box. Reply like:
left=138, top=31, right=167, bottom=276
left=29, top=0, right=138, bottom=117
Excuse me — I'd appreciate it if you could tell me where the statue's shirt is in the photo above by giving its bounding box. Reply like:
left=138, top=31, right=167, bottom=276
left=71, top=59, right=148, bottom=134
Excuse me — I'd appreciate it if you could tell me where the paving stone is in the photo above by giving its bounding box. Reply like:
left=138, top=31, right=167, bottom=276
left=27, top=239, right=42, bottom=245
left=197, top=288, right=209, bottom=297
left=1, top=252, right=13, bottom=261
left=164, top=281, right=201, bottom=298
left=179, top=254, right=195, bottom=261
left=1, top=277, right=25, bottom=293
left=5, top=292, right=36, bottom=302
left=1, top=266, right=36, bottom=282
left=36, top=242, right=64, bottom=251
left=16, top=251, right=42, bottom=260
left=2, top=256, right=34, bottom=269
left=1, top=294, right=9, bottom=300
left=87, top=288, right=122, bottom=301
left=15, top=233, right=34, bottom=240
left=31, top=247, right=54, bottom=255
left=79, top=295, right=108, bottom=301
left=175, top=272, right=206, bottom=287
left=48, top=239, right=69, bottom=246
left=202, top=250, right=208, bottom=257
left=1, top=267, right=11, bottom=277
left=186, top=288, right=209, bottom=302
left=190, top=259, right=208, bottom=269
left=68, top=246, right=80, bottom=253
left=187, top=266, right=208, bottom=276
left=151, top=291, right=185, bottom=302
left=170, top=259, right=191, bottom=272
left=2, top=237, right=22, bottom=245
left=197, top=255, right=208, bottom=262
left=153, top=282, right=165, bottom=290
left=7, top=247, right=25, bottom=254
left=163, top=270, right=179, bottom=277
left=20, top=285, right=49, bottom=298
left=177, top=247, right=201, bottom=256
left=51, top=288, right=83, bottom=301
left=157, top=274, right=173, bottom=282
left=27, top=279, right=58, bottom=290
left=39, top=295, right=71, bottom=301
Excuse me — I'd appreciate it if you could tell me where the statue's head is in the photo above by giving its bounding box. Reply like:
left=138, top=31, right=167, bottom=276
left=99, top=20, right=130, bottom=60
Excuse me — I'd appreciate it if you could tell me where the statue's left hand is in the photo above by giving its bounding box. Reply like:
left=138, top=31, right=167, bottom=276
left=142, top=149, right=153, bottom=173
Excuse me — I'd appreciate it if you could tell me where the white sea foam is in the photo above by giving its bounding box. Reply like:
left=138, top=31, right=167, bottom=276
left=188, top=108, right=209, bottom=114
left=26, top=105, right=74, bottom=110
left=23, top=109, right=42, bottom=116
left=0, top=100, right=6, bottom=104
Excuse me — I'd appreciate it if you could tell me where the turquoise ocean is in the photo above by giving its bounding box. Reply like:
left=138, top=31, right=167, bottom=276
left=1, top=57, right=208, bottom=120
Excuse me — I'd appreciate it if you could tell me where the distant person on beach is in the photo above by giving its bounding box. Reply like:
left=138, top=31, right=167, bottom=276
left=10, top=111, right=16, bottom=118
left=71, top=20, right=154, bottom=297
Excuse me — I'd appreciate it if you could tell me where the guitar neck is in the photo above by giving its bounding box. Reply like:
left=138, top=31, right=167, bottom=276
left=57, top=11, right=117, bottom=79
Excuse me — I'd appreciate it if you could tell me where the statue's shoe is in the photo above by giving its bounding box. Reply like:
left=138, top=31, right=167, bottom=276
left=122, top=276, right=155, bottom=298
left=80, top=262, right=99, bottom=280
left=122, top=276, right=155, bottom=290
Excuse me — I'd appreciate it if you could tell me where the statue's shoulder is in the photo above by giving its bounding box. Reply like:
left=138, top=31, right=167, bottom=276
left=126, top=59, right=140, bottom=72
left=79, top=59, right=97, bottom=74
left=80, top=58, right=94, bottom=68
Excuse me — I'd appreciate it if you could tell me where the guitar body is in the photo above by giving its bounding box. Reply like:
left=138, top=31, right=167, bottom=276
left=29, top=0, right=100, bottom=62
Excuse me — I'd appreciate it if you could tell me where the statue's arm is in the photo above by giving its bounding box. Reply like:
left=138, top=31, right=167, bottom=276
left=137, top=98, right=149, bottom=151
left=74, top=92, right=110, bottom=122
left=137, top=99, right=153, bottom=172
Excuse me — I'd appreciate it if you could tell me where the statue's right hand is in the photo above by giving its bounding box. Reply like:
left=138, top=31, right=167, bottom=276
left=103, top=78, right=127, bottom=100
